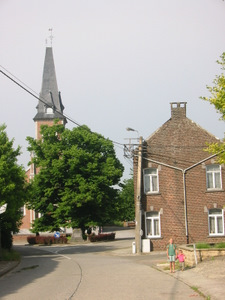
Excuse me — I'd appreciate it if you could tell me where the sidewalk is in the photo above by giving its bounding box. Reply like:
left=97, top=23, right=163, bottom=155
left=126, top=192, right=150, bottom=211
left=154, top=255, right=225, bottom=300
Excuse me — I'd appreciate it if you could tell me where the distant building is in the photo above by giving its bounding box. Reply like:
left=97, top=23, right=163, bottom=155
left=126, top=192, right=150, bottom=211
left=19, top=46, right=66, bottom=233
left=134, top=102, right=225, bottom=251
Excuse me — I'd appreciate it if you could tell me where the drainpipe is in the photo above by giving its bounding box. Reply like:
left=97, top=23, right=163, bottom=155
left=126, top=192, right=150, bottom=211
left=182, top=170, right=189, bottom=244
left=144, top=153, right=218, bottom=245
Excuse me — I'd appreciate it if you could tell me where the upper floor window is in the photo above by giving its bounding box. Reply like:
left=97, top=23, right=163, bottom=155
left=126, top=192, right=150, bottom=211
left=143, top=168, right=159, bottom=194
left=208, top=208, right=224, bottom=236
left=206, top=164, right=222, bottom=190
left=145, top=211, right=161, bottom=238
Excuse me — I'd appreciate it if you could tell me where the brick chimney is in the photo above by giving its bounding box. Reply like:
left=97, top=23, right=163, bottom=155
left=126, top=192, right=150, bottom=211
left=170, top=102, right=187, bottom=119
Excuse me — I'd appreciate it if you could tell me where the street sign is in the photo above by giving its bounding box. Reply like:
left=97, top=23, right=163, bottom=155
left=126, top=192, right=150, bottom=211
left=54, top=231, right=60, bottom=238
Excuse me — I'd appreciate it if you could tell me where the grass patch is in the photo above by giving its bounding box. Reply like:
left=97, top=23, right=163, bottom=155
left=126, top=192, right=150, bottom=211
left=191, top=286, right=210, bottom=299
left=215, top=242, right=225, bottom=249
left=163, top=261, right=180, bottom=271
left=0, top=249, right=21, bottom=261
left=195, top=242, right=225, bottom=249
left=196, top=243, right=211, bottom=249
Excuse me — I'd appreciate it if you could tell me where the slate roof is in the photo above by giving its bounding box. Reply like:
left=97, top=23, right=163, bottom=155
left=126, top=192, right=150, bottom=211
left=33, top=47, right=66, bottom=123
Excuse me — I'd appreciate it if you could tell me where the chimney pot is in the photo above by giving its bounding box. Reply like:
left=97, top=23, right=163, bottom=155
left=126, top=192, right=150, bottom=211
left=170, top=102, right=187, bottom=119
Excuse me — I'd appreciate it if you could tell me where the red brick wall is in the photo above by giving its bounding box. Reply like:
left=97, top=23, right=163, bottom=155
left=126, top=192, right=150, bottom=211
left=35, top=119, right=64, bottom=140
left=134, top=103, right=225, bottom=251
left=186, top=162, right=225, bottom=244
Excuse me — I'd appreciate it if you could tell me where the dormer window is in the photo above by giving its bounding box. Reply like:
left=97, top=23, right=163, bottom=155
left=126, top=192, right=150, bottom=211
left=46, top=107, right=53, bottom=114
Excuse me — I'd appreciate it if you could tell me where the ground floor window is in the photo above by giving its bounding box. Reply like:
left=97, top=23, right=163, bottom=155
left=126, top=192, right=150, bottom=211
left=145, top=211, right=161, bottom=238
left=208, top=208, right=224, bottom=236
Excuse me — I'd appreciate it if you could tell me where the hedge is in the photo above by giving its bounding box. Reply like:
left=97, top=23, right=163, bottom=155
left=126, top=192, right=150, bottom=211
left=27, top=235, right=68, bottom=245
left=88, top=233, right=116, bottom=242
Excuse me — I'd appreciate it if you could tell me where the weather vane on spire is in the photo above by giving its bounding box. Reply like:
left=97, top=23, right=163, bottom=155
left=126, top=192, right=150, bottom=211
left=48, top=28, right=54, bottom=46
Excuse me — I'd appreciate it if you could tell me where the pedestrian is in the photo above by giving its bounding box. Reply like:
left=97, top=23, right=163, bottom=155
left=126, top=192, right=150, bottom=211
left=167, top=238, right=177, bottom=273
left=177, top=249, right=186, bottom=271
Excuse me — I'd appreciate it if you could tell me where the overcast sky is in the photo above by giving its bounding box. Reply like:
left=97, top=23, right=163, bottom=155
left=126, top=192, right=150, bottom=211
left=0, top=0, right=225, bottom=180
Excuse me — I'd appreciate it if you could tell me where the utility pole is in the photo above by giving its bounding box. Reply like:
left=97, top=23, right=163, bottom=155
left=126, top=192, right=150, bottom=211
left=135, top=136, right=143, bottom=254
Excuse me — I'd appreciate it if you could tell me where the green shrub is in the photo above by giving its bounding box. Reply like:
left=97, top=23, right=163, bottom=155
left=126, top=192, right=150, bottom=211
left=112, top=221, right=123, bottom=227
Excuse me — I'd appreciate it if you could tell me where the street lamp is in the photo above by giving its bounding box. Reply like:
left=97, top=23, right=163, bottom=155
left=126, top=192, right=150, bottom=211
left=126, top=127, right=139, bottom=137
left=126, top=127, right=143, bottom=254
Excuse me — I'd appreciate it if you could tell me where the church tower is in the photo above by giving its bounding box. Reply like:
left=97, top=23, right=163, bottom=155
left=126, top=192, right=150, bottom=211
left=18, top=46, right=66, bottom=234
left=34, top=46, right=67, bottom=140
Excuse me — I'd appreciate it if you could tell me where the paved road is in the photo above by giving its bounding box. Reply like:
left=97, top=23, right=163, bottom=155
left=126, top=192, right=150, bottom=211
left=0, top=240, right=203, bottom=300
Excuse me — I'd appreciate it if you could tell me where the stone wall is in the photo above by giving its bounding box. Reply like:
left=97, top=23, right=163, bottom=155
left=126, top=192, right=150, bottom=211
left=180, top=245, right=225, bottom=267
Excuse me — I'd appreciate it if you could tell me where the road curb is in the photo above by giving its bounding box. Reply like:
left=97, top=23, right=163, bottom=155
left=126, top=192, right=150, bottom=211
left=0, top=261, right=20, bottom=277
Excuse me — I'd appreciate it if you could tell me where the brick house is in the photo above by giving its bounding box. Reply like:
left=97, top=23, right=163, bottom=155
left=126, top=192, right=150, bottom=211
left=134, top=102, right=225, bottom=251
left=19, top=46, right=66, bottom=234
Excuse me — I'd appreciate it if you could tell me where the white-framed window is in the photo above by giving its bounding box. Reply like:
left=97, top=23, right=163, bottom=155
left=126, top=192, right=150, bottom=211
left=143, top=168, right=159, bottom=194
left=206, top=164, right=222, bottom=190
left=20, top=205, right=26, bottom=216
left=208, top=208, right=224, bottom=236
left=145, top=211, right=161, bottom=238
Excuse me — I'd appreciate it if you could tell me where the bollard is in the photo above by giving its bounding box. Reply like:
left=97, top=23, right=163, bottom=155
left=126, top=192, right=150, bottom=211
left=132, top=241, right=136, bottom=254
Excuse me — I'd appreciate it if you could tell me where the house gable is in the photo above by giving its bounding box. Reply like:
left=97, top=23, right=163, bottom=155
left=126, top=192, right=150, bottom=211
left=145, top=102, right=220, bottom=169
left=136, top=102, right=225, bottom=251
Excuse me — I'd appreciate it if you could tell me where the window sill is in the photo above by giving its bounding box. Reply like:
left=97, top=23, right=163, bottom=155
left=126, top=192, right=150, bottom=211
left=146, top=236, right=162, bottom=239
left=145, top=192, right=161, bottom=196
left=205, top=189, right=224, bottom=193
left=208, top=234, right=225, bottom=237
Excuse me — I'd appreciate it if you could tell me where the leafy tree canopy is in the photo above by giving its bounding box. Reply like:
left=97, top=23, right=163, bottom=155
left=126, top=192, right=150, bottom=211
left=0, top=124, right=29, bottom=249
left=116, top=177, right=135, bottom=222
left=201, top=52, right=225, bottom=163
left=27, top=123, right=124, bottom=232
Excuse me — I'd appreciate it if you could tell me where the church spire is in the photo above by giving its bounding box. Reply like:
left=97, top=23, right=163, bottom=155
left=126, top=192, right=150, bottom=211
left=33, top=46, right=66, bottom=125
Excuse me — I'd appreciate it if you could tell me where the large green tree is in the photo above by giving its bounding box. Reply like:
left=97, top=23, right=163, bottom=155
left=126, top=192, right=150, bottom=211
left=0, top=124, right=29, bottom=250
left=201, top=52, right=225, bottom=163
left=27, top=123, right=124, bottom=233
left=115, top=177, right=135, bottom=222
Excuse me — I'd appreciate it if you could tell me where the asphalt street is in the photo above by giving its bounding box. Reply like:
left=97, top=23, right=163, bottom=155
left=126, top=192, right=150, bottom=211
left=0, top=240, right=203, bottom=300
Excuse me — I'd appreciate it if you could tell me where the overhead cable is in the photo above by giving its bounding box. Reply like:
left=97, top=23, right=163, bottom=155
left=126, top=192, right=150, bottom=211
left=0, top=66, right=125, bottom=148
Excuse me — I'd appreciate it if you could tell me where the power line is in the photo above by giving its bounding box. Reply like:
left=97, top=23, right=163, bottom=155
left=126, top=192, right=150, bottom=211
left=0, top=67, right=82, bottom=127
left=0, top=66, right=125, bottom=148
